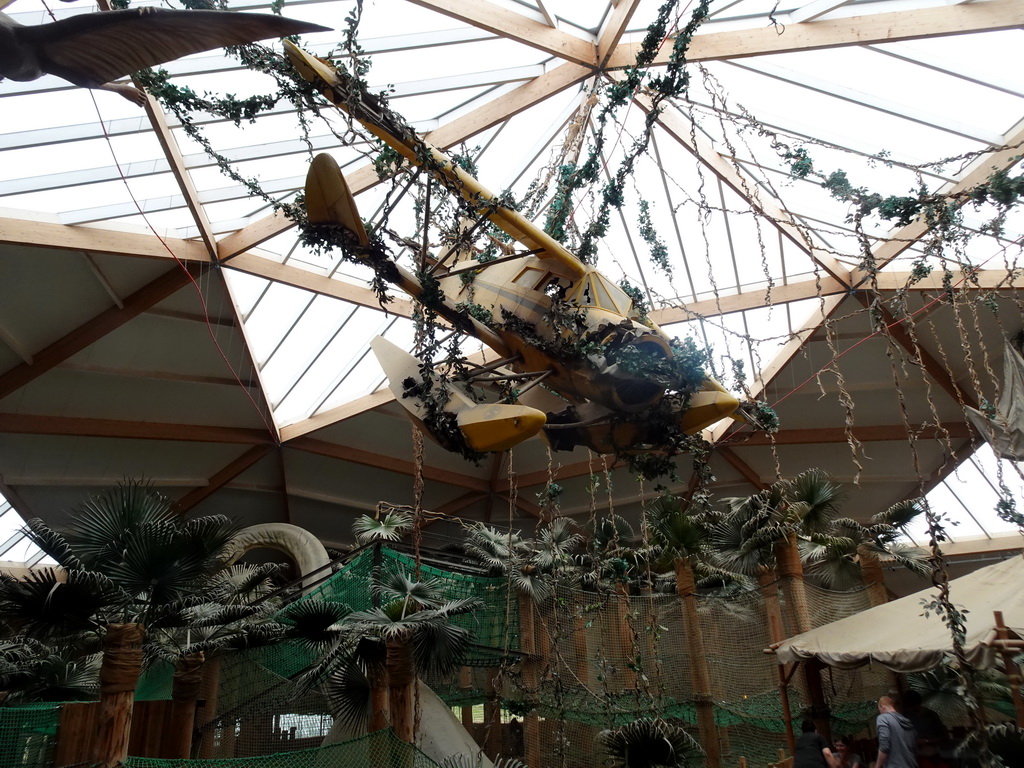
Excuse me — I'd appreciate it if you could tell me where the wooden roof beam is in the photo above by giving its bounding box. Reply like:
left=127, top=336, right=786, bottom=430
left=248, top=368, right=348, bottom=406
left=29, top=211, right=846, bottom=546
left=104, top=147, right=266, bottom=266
left=852, top=116, right=1024, bottom=285
left=0, top=412, right=273, bottom=444
left=597, top=0, right=642, bottom=68
left=405, top=0, right=597, bottom=67
left=0, top=216, right=210, bottom=262
left=0, top=263, right=208, bottom=401
left=286, top=435, right=490, bottom=492
left=606, top=0, right=1024, bottom=68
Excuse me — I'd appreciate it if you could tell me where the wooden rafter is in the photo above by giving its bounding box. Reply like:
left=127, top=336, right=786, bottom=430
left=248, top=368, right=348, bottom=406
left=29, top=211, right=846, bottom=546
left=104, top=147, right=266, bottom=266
left=0, top=263, right=208, bottom=401
left=0, top=217, right=210, bottom=262
left=733, top=421, right=972, bottom=446
left=216, top=60, right=593, bottom=258
left=717, top=446, right=767, bottom=489
left=225, top=253, right=416, bottom=317
left=856, top=294, right=980, bottom=410
left=404, top=0, right=597, bottom=67
left=852, top=115, right=1024, bottom=285
left=606, top=0, right=1024, bottom=68
left=286, top=435, right=490, bottom=492
left=597, top=0, right=642, bottom=68
left=175, top=444, right=274, bottom=513
left=142, top=94, right=218, bottom=255
left=709, top=293, right=848, bottom=443
left=0, top=413, right=273, bottom=444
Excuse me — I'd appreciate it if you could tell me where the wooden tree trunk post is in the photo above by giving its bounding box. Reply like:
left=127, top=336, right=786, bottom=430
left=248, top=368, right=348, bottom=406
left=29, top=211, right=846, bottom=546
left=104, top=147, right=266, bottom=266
left=858, top=545, right=889, bottom=607
left=197, top=656, right=221, bottom=758
left=387, top=640, right=416, bottom=744
left=484, top=668, right=503, bottom=760
left=370, top=666, right=391, bottom=734
left=775, top=535, right=812, bottom=635
left=519, top=595, right=541, bottom=768
left=166, top=651, right=205, bottom=758
left=94, top=622, right=145, bottom=768
left=458, top=667, right=474, bottom=731
left=676, top=559, right=721, bottom=768
left=614, top=581, right=637, bottom=690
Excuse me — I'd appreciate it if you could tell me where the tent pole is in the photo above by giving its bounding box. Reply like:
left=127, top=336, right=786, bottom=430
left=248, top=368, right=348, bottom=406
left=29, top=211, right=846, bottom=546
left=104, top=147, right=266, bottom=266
left=995, top=611, right=1024, bottom=727
left=778, top=661, right=797, bottom=756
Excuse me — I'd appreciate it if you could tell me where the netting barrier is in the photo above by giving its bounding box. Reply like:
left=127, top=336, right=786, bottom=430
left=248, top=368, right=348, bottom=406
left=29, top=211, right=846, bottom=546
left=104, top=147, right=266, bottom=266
left=0, top=547, right=908, bottom=768
left=0, top=702, right=61, bottom=768
left=123, top=728, right=444, bottom=768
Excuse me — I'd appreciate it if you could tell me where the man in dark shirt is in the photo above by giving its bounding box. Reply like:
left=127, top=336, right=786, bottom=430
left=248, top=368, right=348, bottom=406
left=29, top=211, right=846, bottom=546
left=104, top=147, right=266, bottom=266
left=795, top=719, right=838, bottom=768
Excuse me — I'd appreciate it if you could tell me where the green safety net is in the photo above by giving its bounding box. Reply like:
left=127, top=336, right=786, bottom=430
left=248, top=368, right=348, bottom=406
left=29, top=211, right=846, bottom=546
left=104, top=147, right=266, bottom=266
left=123, top=729, right=444, bottom=768
left=0, top=702, right=61, bottom=768
left=0, top=547, right=957, bottom=768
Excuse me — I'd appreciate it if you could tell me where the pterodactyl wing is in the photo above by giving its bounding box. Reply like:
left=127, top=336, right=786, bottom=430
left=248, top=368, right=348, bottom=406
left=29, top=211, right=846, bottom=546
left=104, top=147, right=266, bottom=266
left=25, top=9, right=327, bottom=88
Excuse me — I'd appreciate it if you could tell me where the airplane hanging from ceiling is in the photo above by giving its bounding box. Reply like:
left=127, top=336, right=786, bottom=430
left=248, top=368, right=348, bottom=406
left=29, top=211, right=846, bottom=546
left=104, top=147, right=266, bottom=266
left=285, top=41, right=772, bottom=460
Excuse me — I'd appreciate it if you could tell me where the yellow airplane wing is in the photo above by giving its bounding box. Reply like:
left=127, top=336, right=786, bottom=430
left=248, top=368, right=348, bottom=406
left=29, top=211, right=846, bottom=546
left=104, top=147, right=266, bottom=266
left=284, top=40, right=586, bottom=281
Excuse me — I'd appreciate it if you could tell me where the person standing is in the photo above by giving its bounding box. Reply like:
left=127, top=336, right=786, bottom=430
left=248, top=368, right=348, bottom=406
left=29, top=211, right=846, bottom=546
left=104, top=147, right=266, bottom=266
left=874, top=696, right=918, bottom=768
left=795, top=719, right=839, bottom=768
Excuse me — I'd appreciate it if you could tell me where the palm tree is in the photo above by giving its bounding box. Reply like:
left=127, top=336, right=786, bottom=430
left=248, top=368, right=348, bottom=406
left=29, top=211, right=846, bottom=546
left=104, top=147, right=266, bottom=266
left=648, top=495, right=744, bottom=768
left=461, top=519, right=583, bottom=767
left=799, top=498, right=929, bottom=603
left=292, top=570, right=481, bottom=746
left=3, top=479, right=245, bottom=766
left=713, top=470, right=843, bottom=636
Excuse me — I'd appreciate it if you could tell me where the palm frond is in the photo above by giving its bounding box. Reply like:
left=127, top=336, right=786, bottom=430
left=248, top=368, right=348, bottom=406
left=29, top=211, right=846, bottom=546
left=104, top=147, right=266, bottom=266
left=323, top=656, right=371, bottom=731
left=352, top=510, right=413, bottom=544
left=872, top=498, right=926, bottom=529
left=278, top=598, right=352, bottom=648
left=21, top=520, right=82, bottom=570
left=598, top=718, right=701, bottom=768
left=62, top=479, right=176, bottom=567
left=783, top=469, right=844, bottom=533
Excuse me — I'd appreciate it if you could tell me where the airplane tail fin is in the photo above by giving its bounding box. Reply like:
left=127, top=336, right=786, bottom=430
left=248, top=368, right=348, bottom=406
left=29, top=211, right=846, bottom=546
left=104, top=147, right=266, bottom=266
left=304, top=153, right=370, bottom=247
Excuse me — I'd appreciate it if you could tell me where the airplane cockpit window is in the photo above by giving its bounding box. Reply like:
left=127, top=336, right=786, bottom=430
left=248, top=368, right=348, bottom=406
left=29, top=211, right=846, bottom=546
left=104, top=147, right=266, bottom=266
left=571, top=274, right=632, bottom=314
left=513, top=266, right=546, bottom=288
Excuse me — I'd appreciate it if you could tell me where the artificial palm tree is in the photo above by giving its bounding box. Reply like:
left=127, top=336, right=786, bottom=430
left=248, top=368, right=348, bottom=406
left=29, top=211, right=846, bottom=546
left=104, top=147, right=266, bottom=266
left=3, top=479, right=245, bottom=766
left=799, top=498, right=929, bottom=603
left=647, top=495, right=744, bottom=768
left=461, top=519, right=583, bottom=767
left=291, top=570, right=481, bottom=746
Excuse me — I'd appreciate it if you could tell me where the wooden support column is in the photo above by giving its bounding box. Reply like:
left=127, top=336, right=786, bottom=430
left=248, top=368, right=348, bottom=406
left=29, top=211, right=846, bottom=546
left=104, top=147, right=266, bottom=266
left=484, top=669, right=503, bottom=760
left=995, top=611, right=1024, bottom=727
left=858, top=546, right=890, bottom=608
left=676, top=559, right=721, bottom=768
left=166, top=652, right=205, bottom=758
left=519, top=596, right=541, bottom=768
left=94, top=623, right=145, bottom=768
left=197, top=656, right=221, bottom=759
left=614, top=582, right=637, bottom=690
left=769, top=613, right=797, bottom=758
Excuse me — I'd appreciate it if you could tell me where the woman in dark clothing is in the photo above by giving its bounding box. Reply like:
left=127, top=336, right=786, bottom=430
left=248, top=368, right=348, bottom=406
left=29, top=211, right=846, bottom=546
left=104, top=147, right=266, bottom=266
left=795, top=719, right=839, bottom=768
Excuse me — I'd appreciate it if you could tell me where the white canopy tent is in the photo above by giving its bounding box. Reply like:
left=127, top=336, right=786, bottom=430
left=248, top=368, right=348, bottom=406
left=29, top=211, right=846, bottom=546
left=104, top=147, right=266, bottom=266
left=774, top=554, right=1024, bottom=673
left=770, top=553, right=1024, bottom=748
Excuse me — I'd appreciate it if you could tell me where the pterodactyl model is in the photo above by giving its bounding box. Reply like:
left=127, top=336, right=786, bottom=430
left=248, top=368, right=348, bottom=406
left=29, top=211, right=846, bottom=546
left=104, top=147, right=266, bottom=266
left=0, top=7, right=328, bottom=104
left=965, top=339, right=1024, bottom=460
left=285, top=41, right=764, bottom=456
